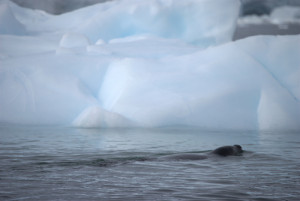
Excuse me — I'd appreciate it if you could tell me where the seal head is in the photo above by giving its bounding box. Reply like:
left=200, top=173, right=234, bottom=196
left=212, top=145, right=243, bottom=156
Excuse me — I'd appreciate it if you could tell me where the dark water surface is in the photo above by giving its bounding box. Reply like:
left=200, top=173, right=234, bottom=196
left=0, top=127, right=299, bottom=200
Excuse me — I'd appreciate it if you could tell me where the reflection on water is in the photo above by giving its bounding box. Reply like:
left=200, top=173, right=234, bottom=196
left=0, top=127, right=299, bottom=200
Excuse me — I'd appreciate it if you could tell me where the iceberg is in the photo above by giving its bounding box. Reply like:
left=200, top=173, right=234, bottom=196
left=0, top=1, right=26, bottom=35
left=0, top=0, right=299, bottom=130
left=270, top=6, right=300, bottom=24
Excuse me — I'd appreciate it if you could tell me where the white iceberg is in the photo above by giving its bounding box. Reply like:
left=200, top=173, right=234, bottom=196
left=270, top=6, right=300, bottom=24
left=0, top=0, right=299, bottom=130
left=0, top=1, right=26, bottom=35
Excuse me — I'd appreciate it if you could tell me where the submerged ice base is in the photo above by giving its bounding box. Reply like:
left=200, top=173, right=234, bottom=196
left=0, top=0, right=299, bottom=130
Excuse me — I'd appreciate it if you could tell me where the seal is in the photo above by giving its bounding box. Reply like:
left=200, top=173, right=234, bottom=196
left=158, top=145, right=243, bottom=161
left=211, top=145, right=243, bottom=156
left=159, top=153, right=208, bottom=161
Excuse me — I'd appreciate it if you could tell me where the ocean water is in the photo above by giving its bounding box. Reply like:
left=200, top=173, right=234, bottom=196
left=0, top=126, right=299, bottom=201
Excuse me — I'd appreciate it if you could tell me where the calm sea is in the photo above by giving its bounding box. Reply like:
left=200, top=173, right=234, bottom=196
left=1, top=126, right=299, bottom=200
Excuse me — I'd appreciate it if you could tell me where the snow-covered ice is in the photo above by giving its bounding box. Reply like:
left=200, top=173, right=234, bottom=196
left=0, top=0, right=299, bottom=130
left=271, top=6, right=300, bottom=24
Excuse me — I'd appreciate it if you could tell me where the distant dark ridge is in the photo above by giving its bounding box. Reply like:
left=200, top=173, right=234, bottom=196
left=241, top=0, right=300, bottom=16
left=234, top=23, right=300, bottom=41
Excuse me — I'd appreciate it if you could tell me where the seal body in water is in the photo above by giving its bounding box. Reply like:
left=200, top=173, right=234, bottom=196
left=159, top=153, right=208, bottom=161
left=159, top=145, right=243, bottom=160
left=211, top=145, right=243, bottom=156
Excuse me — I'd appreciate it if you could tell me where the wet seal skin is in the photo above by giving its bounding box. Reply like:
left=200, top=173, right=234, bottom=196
left=160, top=145, right=244, bottom=161
left=211, top=145, right=243, bottom=157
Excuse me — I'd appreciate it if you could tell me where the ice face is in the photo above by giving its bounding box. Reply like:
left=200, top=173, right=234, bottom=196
left=96, top=35, right=300, bottom=130
left=0, top=1, right=26, bottom=35
left=0, top=0, right=299, bottom=130
left=74, top=0, right=241, bottom=46
left=1, top=0, right=241, bottom=46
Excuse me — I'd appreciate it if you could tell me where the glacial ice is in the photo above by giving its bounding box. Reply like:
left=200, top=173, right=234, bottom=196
left=270, top=6, right=300, bottom=24
left=0, top=0, right=299, bottom=130
left=0, top=1, right=26, bottom=35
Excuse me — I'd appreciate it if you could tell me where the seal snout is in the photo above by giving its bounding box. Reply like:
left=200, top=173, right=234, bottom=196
left=234, top=144, right=243, bottom=153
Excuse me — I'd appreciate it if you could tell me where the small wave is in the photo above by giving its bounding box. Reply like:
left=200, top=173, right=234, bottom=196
left=31, top=155, right=151, bottom=168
